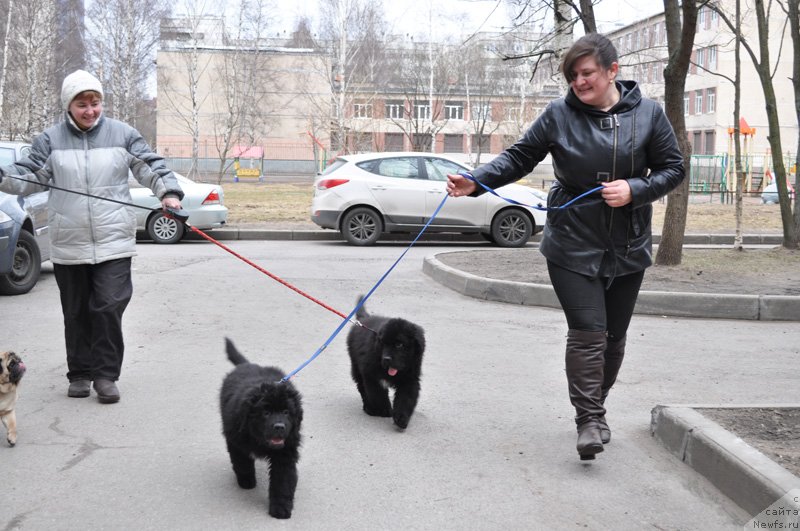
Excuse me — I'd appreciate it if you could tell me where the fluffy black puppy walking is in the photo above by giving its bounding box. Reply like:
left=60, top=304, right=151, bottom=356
left=346, top=296, right=425, bottom=429
left=220, top=338, right=303, bottom=519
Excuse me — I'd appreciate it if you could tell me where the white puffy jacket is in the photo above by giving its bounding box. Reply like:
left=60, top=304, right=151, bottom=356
left=0, top=113, right=183, bottom=265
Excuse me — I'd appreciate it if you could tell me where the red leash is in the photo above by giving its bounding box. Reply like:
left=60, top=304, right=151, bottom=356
left=185, top=224, right=350, bottom=321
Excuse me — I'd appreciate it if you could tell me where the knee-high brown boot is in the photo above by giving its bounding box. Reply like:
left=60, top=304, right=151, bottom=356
left=565, top=329, right=607, bottom=460
left=598, top=335, right=626, bottom=444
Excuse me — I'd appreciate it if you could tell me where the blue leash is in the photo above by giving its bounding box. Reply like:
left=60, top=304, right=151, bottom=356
left=282, top=174, right=605, bottom=382
left=281, top=193, right=451, bottom=382
left=459, top=172, right=604, bottom=211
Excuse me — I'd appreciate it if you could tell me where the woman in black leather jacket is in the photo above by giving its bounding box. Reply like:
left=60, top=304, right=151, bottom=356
left=447, top=33, right=684, bottom=460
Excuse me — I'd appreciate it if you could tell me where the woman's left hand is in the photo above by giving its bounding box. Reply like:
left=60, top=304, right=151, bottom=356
left=161, top=196, right=182, bottom=210
left=601, top=180, right=632, bottom=207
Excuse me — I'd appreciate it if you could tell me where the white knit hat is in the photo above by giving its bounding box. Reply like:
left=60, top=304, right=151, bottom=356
left=61, top=70, right=103, bottom=111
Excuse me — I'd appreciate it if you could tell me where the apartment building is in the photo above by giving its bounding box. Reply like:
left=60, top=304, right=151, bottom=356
left=605, top=2, right=797, bottom=157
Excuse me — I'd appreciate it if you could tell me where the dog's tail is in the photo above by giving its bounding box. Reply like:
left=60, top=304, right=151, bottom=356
left=225, top=337, right=249, bottom=366
left=355, top=294, right=369, bottom=320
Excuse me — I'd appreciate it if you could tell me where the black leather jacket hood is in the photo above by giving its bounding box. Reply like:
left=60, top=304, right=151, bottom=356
left=470, top=80, right=685, bottom=278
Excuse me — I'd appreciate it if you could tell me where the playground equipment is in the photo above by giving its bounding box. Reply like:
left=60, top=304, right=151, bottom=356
left=231, top=146, right=264, bottom=182
left=724, top=117, right=756, bottom=194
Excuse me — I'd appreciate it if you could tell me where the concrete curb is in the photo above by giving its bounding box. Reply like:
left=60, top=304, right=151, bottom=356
left=422, top=253, right=800, bottom=321
left=650, top=405, right=800, bottom=518
left=184, top=228, right=783, bottom=246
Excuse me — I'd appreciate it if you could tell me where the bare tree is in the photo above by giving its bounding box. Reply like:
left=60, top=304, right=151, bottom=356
left=654, top=0, right=698, bottom=266
left=779, top=0, right=800, bottom=242
left=500, top=0, right=597, bottom=84
left=317, top=0, right=388, bottom=154
left=85, top=0, right=170, bottom=128
left=713, top=0, right=798, bottom=248
left=209, top=0, right=276, bottom=183
left=15, top=0, right=58, bottom=137
left=157, top=4, right=215, bottom=179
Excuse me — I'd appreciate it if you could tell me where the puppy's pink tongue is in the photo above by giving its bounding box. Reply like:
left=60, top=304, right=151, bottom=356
left=388, top=368, right=398, bottom=376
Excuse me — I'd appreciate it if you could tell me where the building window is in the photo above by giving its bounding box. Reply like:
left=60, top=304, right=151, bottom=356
left=695, top=91, right=704, bottom=114
left=353, top=102, right=372, bottom=119
left=683, top=93, right=690, bottom=116
left=708, top=46, right=717, bottom=70
left=704, top=130, right=716, bottom=155
left=414, top=102, right=431, bottom=120
left=693, top=131, right=703, bottom=153
left=471, top=134, right=490, bottom=152
left=643, top=26, right=650, bottom=47
left=710, top=6, right=719, bottom=27
left=706, top=88, right=716, bottom=113
left=384, top=133, right=404, bottom=151
left=385, top=100, right=404, bottom=120
left=411, top=133, right=431, bottom=151
left=471, top=103, right=492, bottom=122
left=444, top=101, right=463, bottom=120
left=697, top=7, right=706, bottom=31
left=443, top=134, right=462, bottom=152
left=696, top=48, right=705, bottom=69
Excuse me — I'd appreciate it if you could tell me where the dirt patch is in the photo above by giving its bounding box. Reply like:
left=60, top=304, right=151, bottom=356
left=435, top=248, right=800, bottom=296
left=697, top=408, right=800, bottom=478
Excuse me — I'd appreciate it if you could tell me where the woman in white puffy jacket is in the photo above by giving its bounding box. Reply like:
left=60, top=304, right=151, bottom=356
left=0, top=70, right=184, bottom=404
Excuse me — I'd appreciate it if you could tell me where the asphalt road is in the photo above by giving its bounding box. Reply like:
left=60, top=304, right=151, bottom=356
left=3, top=239, right=798, bottom=530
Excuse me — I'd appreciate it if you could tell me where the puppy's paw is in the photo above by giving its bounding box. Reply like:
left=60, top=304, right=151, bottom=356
left=269, top=503, right=293, bottom=519
left=393, top=412, right=410, bottom=430
left=236, top=474, right=257, bottom=489
left=7, top=437, right=16, bottom=447
left=364, top=404, right=391, bottom=417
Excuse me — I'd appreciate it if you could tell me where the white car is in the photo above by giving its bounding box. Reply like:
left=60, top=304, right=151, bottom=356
left=310, top=152, right=547, bottom=246
left=130, top=173, right=228, bottom=244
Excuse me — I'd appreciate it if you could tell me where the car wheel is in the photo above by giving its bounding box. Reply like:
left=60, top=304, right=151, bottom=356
left=491, top=209, right=533, bottom=247
left=0, top=230, right=42, bottom=295
left=341, top=207, right=383, bottom=246
left=146, top=211, right=185, bottom=244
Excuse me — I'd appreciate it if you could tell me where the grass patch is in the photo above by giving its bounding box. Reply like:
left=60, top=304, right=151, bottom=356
left=221, top=181, right=786, bottom=233
left=223, top=183, right=314, bottom=224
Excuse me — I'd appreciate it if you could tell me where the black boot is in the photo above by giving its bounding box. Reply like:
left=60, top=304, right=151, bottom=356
left=598, top=335, right=626, bottom=444
left=565, top=329, right=607, bottom=460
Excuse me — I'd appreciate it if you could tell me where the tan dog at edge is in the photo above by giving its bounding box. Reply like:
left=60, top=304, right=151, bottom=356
left=0, top=351, right=26, bottom=447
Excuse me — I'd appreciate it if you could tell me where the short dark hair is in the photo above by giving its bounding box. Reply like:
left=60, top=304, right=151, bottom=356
left=560, top=33, right=619, bottom=84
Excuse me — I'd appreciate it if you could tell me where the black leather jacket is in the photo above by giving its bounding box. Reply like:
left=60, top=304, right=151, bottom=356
left=471, top=80, right=685, bottom=278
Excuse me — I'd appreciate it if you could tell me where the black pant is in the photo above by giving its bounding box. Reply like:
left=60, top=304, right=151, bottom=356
left=547, top=260, right=644, bottom=341
left=53, top=258, right=133, bottom=382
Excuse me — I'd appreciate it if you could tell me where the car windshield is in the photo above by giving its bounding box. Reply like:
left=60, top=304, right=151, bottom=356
left=0, top=147, right=15, bottom=165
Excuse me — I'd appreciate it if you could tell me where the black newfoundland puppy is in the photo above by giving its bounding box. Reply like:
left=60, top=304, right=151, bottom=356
left=346, top=296, right=425, bottom=430
left=220, top=338, right=303, bottom=519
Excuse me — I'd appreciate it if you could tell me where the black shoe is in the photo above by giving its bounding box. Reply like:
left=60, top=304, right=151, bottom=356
left=68, top=379, right=91, bottom=398
left=576, top=420, right=604, bottom=460
left=93, top=379, right=120, bottom=404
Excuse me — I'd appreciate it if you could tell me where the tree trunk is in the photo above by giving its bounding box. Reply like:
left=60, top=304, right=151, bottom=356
left=732, top=0, right=744, bottom=251
left=656, top=0, right=698, bottom=266
left=752, top=0, right=797, bottom=248
left=787, top=0, right=800, bottom=243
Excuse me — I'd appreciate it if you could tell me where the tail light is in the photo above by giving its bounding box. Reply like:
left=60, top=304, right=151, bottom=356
left=202, top=189, right=221, bottom=205
left=317, top=178, right=349, bottom=190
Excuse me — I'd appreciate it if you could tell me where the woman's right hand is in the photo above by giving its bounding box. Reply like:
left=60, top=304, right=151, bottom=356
left=446, top=173, right=477, bottom=197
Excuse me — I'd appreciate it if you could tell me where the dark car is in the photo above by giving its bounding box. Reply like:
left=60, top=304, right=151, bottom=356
left=0, top=141, right=50, bottom=295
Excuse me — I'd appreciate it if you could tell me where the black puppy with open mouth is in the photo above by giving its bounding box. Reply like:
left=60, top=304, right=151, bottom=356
left=346, top=296, right=426, bottom=430
left=220, top=338, right=303, bottom=519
